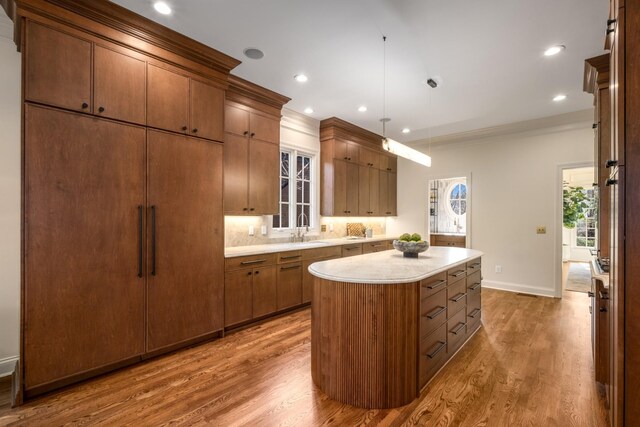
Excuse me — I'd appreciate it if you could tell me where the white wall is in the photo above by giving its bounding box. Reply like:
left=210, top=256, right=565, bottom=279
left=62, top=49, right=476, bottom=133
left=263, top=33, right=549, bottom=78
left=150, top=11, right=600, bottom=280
left=0, top=16, right=21, bottom=377
left=388, top=124, right=594, bottom=297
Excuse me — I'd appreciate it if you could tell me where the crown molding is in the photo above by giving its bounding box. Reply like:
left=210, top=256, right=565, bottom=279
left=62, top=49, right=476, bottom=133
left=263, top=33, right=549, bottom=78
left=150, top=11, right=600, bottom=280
left=281, top=108, right=320, bottom=138
left=226, top=74, right=290, bottom=116
left=411, top=109, right=594, bottom=149
left=584, top=54, right=610, bottom=94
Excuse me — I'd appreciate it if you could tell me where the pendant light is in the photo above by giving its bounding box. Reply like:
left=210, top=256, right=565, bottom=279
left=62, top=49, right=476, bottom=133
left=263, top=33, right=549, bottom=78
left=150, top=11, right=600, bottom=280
left=380, top=36, right=432, bottom=167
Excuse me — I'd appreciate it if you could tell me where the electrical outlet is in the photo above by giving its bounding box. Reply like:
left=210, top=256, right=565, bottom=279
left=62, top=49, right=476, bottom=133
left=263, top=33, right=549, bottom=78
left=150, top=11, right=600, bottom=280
left=495, top=265, right=502, bottom=273
left=248, top=225, right=254, bottom=236
left=536, top=226, right=546, bottom=234
left=261, top=225, right=267, bottom=235
left=321, top=224, right=327, bottom=232
left=329, top=223, right=334, bottom=232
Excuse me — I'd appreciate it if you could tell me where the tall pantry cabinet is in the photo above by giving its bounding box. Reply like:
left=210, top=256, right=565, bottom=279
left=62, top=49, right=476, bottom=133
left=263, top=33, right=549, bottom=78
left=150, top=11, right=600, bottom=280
left=14, top=0, right=240, bottom=402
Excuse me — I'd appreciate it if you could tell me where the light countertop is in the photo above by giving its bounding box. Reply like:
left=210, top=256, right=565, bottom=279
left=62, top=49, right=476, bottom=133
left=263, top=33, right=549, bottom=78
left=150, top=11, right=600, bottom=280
left=224, top=235, right=395, bottom=258
left=590, top=258, right=609, bottom=289
left=309, top=246, right=484, bottom=284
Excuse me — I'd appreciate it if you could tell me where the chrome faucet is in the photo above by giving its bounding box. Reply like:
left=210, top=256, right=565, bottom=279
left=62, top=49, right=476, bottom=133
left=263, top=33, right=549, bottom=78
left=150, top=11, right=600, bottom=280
left=290, top=212, right=310, bottom=242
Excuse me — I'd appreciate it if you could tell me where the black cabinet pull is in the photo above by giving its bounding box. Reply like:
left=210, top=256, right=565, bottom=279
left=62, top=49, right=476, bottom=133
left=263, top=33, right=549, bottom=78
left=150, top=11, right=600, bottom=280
left=606, top=28, right=615, bottom=34
left=606, top=178, right=618, bottom=187
left=468, top=308, right=481, bottom=319
left=426, top=341, right=446, bottom=359
left=470, top=262, right=481, bottom=268
left=451, top=322, right=466, bottom=335
left=592, top=123, right=598, bottom=129
left=599, top=291, right=610, bottom=300
left=81, top=102, right=88, bottom=109
left=137, top=206, right=143, bottom=278
left=280, top=264, right=301, bottom=271
left=469, top=282, right=481, bottom=291
left=254, top=270, right=260, bottom=275
left=607, top=19, right=617, bottom=26
left=425, top=306, right=446, bottom=320
left=98, top=106, right=105, bottom=113
left=451, top=293, right=466, bottom=302
left=192, top=128, right=198, bottom=133
left=280, top=255, right=301, bottom=260
left=348, top=157, right=352, bottom=161
left=344, top=157, right=348, bottom=160
left=600, top=307, right=608, bottom=313
left=151, top=205, right=156, bottom=276
left=588, top=291, right=595, bottom=298
left=240, top=259, right=267, bottom=265
left=249, top=208, right=255, bottom=211
left=451, top=270, right=466, bottom=277
left=247, top=271, right=253, bottom=276
left=244, top=131, right=249, bottom=136
left=182, top=126, right=188, bottom=131
left=606, top=160, right=618, bottom=168
left=424, top=279, right=446, bottom=290
left=250, top=132, right=255, bottom=137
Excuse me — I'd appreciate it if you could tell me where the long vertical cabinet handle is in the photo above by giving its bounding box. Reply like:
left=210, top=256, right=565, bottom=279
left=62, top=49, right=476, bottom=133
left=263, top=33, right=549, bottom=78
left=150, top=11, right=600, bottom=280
left=138, top=206, right=143, bottom=278
left=151, top=205, right=157, bottom=276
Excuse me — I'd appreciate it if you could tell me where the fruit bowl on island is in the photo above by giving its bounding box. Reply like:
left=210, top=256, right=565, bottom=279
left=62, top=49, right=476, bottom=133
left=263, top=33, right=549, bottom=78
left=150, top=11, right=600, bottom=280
left=393, top=233, right=429, bottom=258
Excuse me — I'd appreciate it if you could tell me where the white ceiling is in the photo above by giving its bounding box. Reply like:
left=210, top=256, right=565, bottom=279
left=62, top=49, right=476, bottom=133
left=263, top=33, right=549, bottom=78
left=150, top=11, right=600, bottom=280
left=112, top=0, right=608, bottom=142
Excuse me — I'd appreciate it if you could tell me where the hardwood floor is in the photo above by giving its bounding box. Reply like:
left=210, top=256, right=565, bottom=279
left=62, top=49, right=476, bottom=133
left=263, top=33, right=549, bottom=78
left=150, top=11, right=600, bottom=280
left=0, top=289, right=608, bottom=426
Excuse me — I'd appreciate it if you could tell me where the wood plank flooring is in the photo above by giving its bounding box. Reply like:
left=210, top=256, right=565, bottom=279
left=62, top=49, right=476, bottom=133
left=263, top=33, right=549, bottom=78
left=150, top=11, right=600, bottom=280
left=0, top=289, right=608, bottom=426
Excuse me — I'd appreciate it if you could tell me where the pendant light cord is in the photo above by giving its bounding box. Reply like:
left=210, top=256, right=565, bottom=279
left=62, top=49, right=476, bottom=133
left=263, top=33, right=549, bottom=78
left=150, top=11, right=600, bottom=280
left=382, top=35, right=386, bottom=138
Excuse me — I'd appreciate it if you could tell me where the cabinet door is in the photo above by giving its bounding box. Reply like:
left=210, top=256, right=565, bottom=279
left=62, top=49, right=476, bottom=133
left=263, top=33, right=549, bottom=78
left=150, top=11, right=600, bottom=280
left=253, top=266, right=277, bottom=317
left=359, top=147, right=375, bottom=167
left=386, top=156, right=398, bottom=173
left=333, top=159, right=348, bottom=215
left=147, top=130, right=224, bottom=352
left=250, top=112, right=280, bottom=144
left=225, top=104, right=249, bottom=137
left=190, top=79, right=224, bottom=142
left=358, top=166, right=371, bottom=215
left=369, top=168, right=380, bottom=215
left=277, top=263, right=303, bottom=310
left=223, top=133, right=249, bottom=214
left=347, top=142, right=360, bottom=164
left=94, top=45, right=146, bottom=124
left=346, top=162, right=360, bottom=215
left=147, top=64, right=190, bottom=134
left=225, top=270, right=253, bottom=327
left=25, top=22, right=92, bottom=112
left=249, top=139, right=279, bottom=214
left=388, top=172, right=397, bottom=215
left=24, top=105, right=145, bottom=390
left=379, top=170, right=390, bottom=215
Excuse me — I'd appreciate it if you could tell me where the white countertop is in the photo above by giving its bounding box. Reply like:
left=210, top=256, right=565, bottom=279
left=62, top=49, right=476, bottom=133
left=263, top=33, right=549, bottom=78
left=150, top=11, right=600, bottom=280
left=309, top=246, right=484, bottom=284
left=224, top=235, right=394, bottom=258
left=590, top=258, right=610, bottom=289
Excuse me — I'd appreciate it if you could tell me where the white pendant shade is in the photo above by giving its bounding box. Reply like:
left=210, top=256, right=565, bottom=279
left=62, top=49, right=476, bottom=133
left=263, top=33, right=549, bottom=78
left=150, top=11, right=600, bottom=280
left=382, top=138, right=432, bottom=167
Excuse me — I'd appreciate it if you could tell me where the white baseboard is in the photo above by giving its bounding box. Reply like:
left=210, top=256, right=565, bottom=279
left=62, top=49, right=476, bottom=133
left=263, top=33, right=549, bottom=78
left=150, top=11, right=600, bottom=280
left=0, top=356, right=18, bottom=378
left=482, top=280, right=556, bottom=298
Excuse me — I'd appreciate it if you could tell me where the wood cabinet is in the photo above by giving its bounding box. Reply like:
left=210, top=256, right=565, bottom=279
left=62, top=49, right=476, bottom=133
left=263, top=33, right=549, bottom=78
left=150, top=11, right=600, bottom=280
left=431, top=234, right=466, bottom=248
left=225, top=265, right=277, bottom=326
left=24, top=104, right=146, bottom=393
left=223, top=76, right=290, bottom=215
left=362, top=240, right=392, bottom=254
left=277, top=262, right=303, bottom=310
left=147, top=65, right=224, bottom=141
left=320, top=117, right=397, bottom=217
left=146, top=130, right=224, bottom=352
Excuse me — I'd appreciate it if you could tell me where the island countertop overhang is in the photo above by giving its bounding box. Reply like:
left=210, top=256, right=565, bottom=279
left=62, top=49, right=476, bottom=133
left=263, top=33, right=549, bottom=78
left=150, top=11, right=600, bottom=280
left=309, top=246, right=484, bottom=284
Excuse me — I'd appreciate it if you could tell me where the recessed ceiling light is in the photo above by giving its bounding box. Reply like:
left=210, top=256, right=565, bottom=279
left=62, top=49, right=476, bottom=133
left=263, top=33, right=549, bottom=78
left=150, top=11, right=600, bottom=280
left=243, top=48, right=264, bottom=60
left=402, top=128, right=411, bottom=134
left=294, top=74, right=308, bottom=83
left=358, top=106, right=367, bottom=112
left=553, top=94, right=567, bottom=102
left=304, top=107, right=314, bottom=114
left=153, top=1, right=172, bottom=15
left=544, top=45, right=566, bottom=56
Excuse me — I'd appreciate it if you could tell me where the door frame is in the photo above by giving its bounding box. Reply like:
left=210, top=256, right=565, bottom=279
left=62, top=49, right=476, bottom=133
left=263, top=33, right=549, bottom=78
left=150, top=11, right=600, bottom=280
left=555, top=161, right=595, bottom=298
left=426, top=172, right=473, bottom=248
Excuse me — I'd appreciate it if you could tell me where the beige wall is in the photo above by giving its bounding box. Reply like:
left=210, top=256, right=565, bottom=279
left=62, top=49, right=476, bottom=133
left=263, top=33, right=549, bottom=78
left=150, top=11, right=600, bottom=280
left=388, top=124, right=594, bottom=297
left=0, top=18, right=21, bottom=377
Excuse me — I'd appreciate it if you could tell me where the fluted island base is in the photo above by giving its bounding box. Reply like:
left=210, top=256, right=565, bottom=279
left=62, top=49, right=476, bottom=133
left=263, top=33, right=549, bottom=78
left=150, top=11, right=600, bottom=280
left=311, top=279, right=418, bottom=409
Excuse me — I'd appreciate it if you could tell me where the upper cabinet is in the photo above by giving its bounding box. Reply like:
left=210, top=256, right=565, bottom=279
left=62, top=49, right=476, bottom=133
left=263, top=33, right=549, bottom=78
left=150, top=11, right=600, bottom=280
left=147, top=65, right=224, bottom=141
left=223, top=75, right=290, bottom=215
left=320, top=117, right=397, bottom=217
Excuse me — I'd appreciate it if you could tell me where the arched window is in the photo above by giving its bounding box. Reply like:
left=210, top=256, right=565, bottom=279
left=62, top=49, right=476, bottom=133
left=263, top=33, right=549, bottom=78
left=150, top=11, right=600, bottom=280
left=448, top=183, right=467, bottom=216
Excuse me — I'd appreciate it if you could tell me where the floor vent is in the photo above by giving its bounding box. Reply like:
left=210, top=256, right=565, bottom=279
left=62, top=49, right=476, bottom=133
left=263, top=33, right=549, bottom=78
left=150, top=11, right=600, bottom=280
left=516, top=293, right=538, bottom=298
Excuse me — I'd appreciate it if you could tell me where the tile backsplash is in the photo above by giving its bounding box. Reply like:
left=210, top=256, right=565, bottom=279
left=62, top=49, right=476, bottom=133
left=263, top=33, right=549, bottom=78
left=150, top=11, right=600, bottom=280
left=225, top=216, right=388, bottom=247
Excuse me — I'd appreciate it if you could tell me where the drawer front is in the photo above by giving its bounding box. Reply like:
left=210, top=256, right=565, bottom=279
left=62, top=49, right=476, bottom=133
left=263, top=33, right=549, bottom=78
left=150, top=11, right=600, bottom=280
left=468, top=289, right=481, bottom=313
left=466, top=271, right=482, bottom=295
left=301, top=245, right=341, bottom=260
left=447, top=279, right=467, bottom=316
left=419, top=322, right=448, bottom=388
left=277, top=250, right=303, bottom=264
left=467, top=314, right=482, bottom=337
left=447, top=264, right=467, bottom=283
left=420, top=288, right=447, bottom=338
left=341, top=244, right=363, bottom=257
left=420, top=272, right=447, bottom=299
left=447, top=307, right=467, bottom=354
left=362, top=241, right=390, bottom=254
left=225, top=253, right=277, bottom=271
left=466, top=258, right=482, bottom=275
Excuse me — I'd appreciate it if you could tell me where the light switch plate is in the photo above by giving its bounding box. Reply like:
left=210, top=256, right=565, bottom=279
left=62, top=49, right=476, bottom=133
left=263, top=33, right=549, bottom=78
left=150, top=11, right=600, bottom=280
left=249, top=225, right=254, bottom=236
left=536, top=226, right=546, bottom=234
left=261, top=225, right=267, bottom=235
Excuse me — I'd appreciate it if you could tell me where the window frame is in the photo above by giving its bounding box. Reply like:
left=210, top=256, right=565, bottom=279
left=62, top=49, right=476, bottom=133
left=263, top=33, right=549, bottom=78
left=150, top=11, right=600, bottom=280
left=270, top=145, right=319, bottom=236
left=575, top=188, right=597, bottom=248
left=445, top=180, right=468, bottom=218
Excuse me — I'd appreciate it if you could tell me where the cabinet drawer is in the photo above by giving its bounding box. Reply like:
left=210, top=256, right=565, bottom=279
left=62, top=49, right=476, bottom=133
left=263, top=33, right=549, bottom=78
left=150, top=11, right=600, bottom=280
left=420, top=288, right=447, bottom=338
left=447, top=279, right=467, bottom=316
left=420, top=272, right=447, bottom=299
left=466, top=271, right=482, bottom=294
left=302, top=245, right=342, bottom=260
left=225, top=253, right=277, bottom=271
left=447, top=264, right=468, bottom=282
left=277, top=250, right=303, bottom=264
left=342, top=244, right=363, bottom=257
left=468, top=289, right=481, bottom=313
left=362, top=241, right=390, bottom=254
left=466, top=258, right=482, bottom=275
left=447, top=307, right=467, bottom=354
left=419, top=322, right=448, bottom=388
left=276, top=262, right=303, bottom=310
left=467, top=311, right=482, bottom=337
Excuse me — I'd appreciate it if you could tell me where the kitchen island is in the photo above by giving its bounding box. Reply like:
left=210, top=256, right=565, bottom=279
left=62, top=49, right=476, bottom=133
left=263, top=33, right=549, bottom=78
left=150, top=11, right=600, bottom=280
left=309, top=246, right=483, bottom=409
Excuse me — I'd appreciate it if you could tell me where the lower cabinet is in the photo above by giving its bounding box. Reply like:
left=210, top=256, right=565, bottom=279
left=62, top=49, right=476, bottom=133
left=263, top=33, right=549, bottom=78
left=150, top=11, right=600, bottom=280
left=253, top=267, right=278, bottom=318
left=277, top=262, right=303, bottom=310
left=224, top=266, right=278, bottom=326
left=430, top=234, right=466, bottom=248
